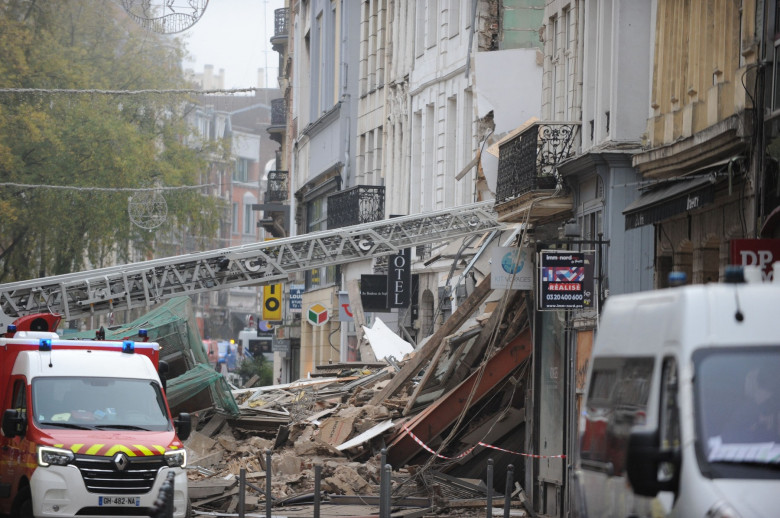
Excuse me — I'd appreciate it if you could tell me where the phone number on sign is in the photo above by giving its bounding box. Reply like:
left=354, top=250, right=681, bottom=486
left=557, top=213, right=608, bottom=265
left=545, top=293, right=583, bottom=301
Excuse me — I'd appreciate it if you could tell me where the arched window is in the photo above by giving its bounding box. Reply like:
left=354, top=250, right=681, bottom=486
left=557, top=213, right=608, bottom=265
left=419, top=289, right=435, bottom=338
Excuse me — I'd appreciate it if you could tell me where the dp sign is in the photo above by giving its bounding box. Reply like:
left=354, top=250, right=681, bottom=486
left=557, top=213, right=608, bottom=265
left=730, top=239, right=780, bottom=281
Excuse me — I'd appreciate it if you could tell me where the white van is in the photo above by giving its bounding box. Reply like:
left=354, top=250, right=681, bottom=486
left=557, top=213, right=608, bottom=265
left=577, top=272, right=780, bottom=517
left=237, top=328, right=272, bottom=360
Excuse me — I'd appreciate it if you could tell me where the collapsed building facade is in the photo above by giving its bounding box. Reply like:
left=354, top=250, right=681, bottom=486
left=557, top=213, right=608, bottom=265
left=254, top=1, right=772, bottom=517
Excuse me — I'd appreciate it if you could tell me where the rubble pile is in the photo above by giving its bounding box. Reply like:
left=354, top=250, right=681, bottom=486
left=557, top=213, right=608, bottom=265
left=185, top=372, right=407, bottom=514
left=180, top=280, right=534, bottom=516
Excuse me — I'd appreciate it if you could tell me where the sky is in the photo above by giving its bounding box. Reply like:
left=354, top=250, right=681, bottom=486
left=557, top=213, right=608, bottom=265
left=181, top=0, right=285, bottom=90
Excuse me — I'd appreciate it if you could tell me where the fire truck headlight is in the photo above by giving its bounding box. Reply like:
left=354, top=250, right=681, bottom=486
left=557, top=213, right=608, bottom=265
left=164, top=449, right=186, bottom=468
left=38, top=446, right=75, bottom=467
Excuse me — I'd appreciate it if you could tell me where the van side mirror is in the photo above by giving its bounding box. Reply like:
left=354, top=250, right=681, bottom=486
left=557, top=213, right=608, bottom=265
left=174, top=412, right=191, bottom=441
left=2, top=409, right=26, bottom=438
left=626, top=430, right=680, bottom=497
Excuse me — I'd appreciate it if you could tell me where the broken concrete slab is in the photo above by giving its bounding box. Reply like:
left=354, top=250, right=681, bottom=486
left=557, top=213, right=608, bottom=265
left=336, top=420, right=394, bottom=451
left=185, top=430, right=217, bottom=456
left=273, top=453, right=304, bottom=476
left=318, top=416, right=355, bottom=447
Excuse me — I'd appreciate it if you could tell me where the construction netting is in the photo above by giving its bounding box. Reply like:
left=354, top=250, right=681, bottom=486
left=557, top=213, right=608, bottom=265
left=68, top=297, right=239, bottom=416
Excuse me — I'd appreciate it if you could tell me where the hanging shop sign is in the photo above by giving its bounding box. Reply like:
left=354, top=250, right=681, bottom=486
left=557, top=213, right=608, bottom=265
left=538, top=250, right=595, bottom=310
left=387, top=248, right=412, bottom=308
left=263, top=283, right=282, bottom=321
left=491, top=246, right=533, bottom=290
left=307, top=303, right=329, bottom=326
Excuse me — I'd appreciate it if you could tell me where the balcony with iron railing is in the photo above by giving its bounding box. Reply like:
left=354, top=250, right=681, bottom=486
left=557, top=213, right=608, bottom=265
left=494, top=122, right=580, bottom=224
left=327, top=185, right=385, bottom=229
left=271, top=8, right=289, bottom=51
left=264, top=170, right=288, bottom=204
left=254, top=170, right=289, bottom=238
left=267, top=98, right=287, bottom=144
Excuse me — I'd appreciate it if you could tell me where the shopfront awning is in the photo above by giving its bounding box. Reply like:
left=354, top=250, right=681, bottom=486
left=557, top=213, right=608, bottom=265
left=623, top=175, right=718, bottom=230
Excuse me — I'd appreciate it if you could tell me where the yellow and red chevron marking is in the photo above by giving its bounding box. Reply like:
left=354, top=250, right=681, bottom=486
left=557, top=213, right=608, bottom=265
left=53, top=443, right=175, bottom=456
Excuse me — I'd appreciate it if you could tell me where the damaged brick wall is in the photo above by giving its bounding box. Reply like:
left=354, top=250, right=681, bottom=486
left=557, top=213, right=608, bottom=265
left=477, top=0, right=500, bottom=51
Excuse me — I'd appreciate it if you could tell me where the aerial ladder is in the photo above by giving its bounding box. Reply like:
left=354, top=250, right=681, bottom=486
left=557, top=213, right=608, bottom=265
left=0, top=201, right=504, bottom=331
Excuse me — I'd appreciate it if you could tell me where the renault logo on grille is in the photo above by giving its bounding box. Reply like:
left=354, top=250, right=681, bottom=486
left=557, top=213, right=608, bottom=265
left=113, top=453, right=129, bottom=471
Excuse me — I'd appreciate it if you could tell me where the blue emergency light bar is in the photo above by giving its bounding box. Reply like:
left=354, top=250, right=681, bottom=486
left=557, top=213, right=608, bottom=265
left=122, top=341, right=135, bottom=354
left=39, top=338, right=52, bottom=351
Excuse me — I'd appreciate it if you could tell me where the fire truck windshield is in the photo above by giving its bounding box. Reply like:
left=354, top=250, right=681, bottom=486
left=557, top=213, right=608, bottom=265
left=31, top=377, right=171, bottom=431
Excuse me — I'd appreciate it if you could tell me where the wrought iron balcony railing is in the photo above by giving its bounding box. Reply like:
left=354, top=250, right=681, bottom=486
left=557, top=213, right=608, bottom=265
left=265, top=170, right=288, bottom=203
left=327, top=185, right=385, bottom=229
left=495, top=122, right=579, bottom=205
left=274, top=8, right=289, bottom=38
left=270, top=98, right=287, bottom=128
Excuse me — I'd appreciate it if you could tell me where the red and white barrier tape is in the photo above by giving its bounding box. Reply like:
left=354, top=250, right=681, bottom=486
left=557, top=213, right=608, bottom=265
left=402, top=424, right=565, bottom=460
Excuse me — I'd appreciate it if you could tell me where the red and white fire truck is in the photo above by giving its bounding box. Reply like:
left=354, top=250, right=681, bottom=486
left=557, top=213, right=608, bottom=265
left=0, top=313, right=192, bottom=518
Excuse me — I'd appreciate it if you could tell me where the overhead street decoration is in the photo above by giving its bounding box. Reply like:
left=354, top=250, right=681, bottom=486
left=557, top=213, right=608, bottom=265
left=0, top=201, right=503, bottom=331
left=121, top=0, right=209, bottom=34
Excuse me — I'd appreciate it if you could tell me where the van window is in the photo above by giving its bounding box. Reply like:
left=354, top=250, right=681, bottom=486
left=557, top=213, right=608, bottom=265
left=693, top=346, right=780, bottom=479
left=248, top=338, right=272, bottom=355
left=658, top=357, right=681, bottom=487
left=659, top=357, right=680, bottom=451
left=581, top=357, right=654, bottom=475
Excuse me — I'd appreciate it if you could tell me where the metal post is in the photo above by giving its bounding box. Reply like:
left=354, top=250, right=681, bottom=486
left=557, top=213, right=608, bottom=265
left=314, top=464, right=321, bottom=518
left=380, top=463, right=392, bottom=518
left=265, top=449, right=272, bottom=518
left=150, top=471, right=175, bottom=518
left=239, top=468, right=246, bottom=518
left=503, top=465, right=514, bottom=518
left=486, top=458, right=494, bottom=518
left=379, top=448, right=388, bottom=517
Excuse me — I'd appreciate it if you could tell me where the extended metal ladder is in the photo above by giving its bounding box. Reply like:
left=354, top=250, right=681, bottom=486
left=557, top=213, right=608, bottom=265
left=0, top=201, right=503, bottom=330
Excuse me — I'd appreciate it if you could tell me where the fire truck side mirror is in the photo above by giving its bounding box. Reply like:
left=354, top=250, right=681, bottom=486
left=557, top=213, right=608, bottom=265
left=174, top=412, right=191, bottom=441
left=2, top=409, right=26, bottom=438
left=158, top=360, right=169, bottom=392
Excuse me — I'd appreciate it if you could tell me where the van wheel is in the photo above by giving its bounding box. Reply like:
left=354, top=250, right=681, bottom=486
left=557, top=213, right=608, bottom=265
left=10, top=485, right=33, bottom=518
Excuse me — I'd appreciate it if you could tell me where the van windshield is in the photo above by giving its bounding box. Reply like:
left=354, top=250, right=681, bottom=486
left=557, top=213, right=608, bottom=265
left=31, top=377, right=171, bottom=431
left=694, top=347, right=780, bottom=476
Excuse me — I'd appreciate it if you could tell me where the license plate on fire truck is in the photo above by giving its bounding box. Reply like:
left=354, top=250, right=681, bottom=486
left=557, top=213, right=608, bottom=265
left=98, top=496, right=141, bottom=506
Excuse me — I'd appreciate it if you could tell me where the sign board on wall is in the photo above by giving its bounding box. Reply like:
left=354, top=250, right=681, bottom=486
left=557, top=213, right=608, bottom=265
left=538, top=251, right=595, bottom=310
left=491, top=246, right=534, bottom=290
left=289, top=284, right=304, bottom=313
left=361, top=273, right=420, bottom=313
left=337, top=291, right=354, bottom=322
left=272, top=337, right=291, bottom=354
left=361, top=274, right=391, bottom=312
left=730, top=239, right=780, bottom=281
